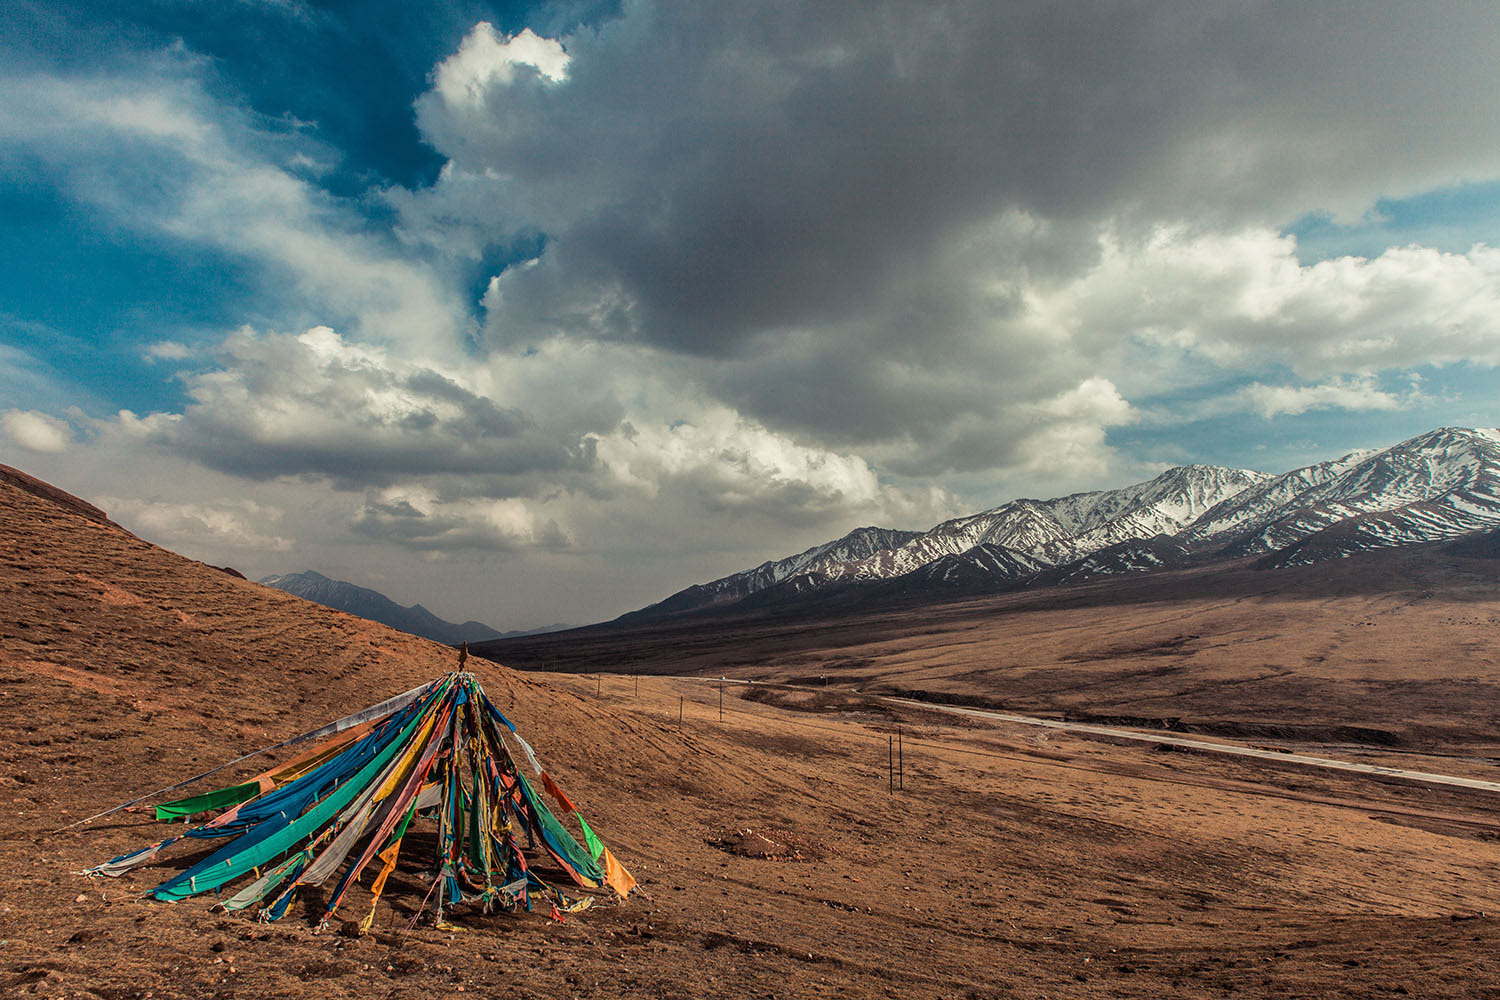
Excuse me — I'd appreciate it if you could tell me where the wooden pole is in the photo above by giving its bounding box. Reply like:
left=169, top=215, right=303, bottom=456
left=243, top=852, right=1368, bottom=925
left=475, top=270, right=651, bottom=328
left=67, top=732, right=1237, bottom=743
left=888, top=735, right=894, bottom=793
left=719, top=680, right=724, bottom=722
left=679, top=695, right=683, bottom=724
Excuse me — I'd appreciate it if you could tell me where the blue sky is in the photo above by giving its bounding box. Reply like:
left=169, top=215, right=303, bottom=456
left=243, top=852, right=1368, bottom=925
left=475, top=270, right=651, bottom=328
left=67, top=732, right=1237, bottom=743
left=1289, top=180, right=1500, bottom=263
left=1, top=0, right=547, bottom=414
left=3, top=1, right=1499, bottom=626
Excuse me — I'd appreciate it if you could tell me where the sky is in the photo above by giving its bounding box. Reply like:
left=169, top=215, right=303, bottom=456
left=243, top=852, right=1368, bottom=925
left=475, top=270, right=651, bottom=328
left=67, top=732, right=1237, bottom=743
left=2, top=1, right=1499, bottom=629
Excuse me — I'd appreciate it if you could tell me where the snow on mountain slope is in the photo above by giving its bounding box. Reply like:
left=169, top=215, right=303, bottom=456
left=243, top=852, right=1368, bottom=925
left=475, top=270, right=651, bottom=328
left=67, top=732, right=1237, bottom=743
left=821, top=502, right=1066, bottom=583
left=1196, top=427, right=1500, bottom=560
left=1030, top=536, right=1192, bottom=589
left=895, top=543, right=1047, bottom=591
left=1035, top=465, right=1270, bottom=563
left=826, top=464, right=1265, bottom=583
left=624, top=465, right=1261, bottom=620
left=621, top=427, right=1500, bottom=622
left=618, top=525, right=921, bottom=621
left=1179, top=450, right=1375, bottom=548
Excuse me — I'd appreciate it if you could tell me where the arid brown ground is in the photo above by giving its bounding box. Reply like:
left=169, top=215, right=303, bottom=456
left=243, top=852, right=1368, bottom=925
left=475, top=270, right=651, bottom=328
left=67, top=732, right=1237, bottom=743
left=4, top=470, right=1500, bottom=998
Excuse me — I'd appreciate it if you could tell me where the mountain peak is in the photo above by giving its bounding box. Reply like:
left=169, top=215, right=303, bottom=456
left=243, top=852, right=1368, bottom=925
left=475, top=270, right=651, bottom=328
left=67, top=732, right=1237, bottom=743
left=261, top=569, right=331, bottom=587
left=622, top=425, right=1500, bottom=622
left=260, top=572, right=507, bottom=646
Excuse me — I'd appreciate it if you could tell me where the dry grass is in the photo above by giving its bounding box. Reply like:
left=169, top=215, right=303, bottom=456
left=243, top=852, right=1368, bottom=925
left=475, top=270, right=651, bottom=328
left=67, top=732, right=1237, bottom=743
left=4, top=472, right=1500, bottom=998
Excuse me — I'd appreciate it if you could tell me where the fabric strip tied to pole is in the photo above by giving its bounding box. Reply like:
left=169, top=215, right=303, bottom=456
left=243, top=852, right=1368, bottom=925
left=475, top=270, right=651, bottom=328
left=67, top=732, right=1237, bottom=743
left=83, top=669, right=636, bottom=926
left=70, top=678, right=433, bottom=829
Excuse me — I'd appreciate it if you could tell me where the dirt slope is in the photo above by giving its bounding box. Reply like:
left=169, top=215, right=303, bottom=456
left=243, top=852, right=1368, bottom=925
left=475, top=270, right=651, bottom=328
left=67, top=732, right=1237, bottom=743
left=4, top=471, right=1500, bottom=999
left=0, top=462, right=112, bottom=526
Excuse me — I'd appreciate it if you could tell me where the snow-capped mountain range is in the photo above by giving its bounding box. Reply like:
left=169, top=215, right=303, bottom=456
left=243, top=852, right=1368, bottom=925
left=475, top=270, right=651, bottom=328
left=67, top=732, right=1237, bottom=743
left=622, top=427, right=1500, bottom=621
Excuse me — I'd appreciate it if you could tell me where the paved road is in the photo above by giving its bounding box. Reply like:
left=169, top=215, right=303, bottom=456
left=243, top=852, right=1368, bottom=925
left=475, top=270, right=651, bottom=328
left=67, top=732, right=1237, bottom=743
left=695, top=676, right=1500, bottom=796
left=880, top=696, right=1500, bottom=796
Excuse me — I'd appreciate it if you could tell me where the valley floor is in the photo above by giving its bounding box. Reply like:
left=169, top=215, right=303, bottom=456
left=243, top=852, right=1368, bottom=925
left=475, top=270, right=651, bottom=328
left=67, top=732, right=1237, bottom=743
left=6, top=668, right=1500, bottom=999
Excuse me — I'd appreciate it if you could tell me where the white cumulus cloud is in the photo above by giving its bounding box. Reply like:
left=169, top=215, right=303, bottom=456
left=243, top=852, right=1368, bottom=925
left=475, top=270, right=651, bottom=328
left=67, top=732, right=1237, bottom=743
left=1239, top=377, right=1412, bottom=419
left=352, top=485, right=571, bottom=552
left=122, top=326, right=594, bottom=486
left=99, top=496, right=293, bottom=553
left=592, top=408, right=950, bottom=526
left=433, top=24, right=571, bottom=106
left=1, top=409, right=73, bottom=454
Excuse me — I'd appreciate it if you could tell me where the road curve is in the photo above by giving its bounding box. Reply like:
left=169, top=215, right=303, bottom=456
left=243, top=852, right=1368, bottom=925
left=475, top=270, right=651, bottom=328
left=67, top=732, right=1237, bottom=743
left=694, top=675, right=1500, bottom=795
left=880, top=696, right=1500, bottom=796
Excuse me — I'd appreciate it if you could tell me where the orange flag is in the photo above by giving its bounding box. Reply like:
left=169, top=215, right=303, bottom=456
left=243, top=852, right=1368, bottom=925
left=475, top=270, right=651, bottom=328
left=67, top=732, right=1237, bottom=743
left=602, top=847, right=636, bottom=898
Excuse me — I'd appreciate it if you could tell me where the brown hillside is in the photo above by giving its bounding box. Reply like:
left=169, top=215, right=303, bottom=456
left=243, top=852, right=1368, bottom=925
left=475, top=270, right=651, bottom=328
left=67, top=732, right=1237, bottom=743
left=0, top=462, right=113, bottom=526
left=4, top=469, right=1500, bottom=998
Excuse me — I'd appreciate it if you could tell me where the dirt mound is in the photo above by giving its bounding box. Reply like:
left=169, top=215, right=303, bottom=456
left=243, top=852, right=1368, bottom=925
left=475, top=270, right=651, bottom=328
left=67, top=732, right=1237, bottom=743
left=709, top=827, right=827, bottom=861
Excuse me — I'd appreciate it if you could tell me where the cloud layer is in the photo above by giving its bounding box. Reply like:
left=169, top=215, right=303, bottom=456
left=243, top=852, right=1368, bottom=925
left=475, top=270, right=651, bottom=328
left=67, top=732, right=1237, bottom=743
left=129, top=327, right=591, bottom=487
left=1, top=409, right=73, bottom=454
left=404, top=3, right=1500, bottom=472
left=5, top=2, right=1500, bottom=624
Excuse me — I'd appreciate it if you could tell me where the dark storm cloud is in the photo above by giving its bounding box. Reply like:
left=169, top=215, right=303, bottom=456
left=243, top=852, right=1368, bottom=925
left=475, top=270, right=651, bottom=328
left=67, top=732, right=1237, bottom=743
left=424, top=0, right=1500, bottom=364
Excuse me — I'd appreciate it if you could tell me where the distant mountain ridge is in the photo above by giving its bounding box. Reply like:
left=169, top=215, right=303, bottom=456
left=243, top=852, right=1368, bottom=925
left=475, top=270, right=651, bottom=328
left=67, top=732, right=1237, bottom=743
left=628, top=526, right=923, bottom=619
left=259, top=571, right=557, bottom=646
left=621, top=426, right=1500, bottom=622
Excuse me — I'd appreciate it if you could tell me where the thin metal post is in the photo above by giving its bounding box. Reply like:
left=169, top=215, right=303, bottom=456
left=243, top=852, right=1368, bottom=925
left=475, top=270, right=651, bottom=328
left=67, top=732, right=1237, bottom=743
left=597, top=674, right=601, bottom=698
left=719, top=679, right=724, bottom=722
left=898, top=725, right=904, bottom=791
left=679, top=695, right=683, bottom=724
